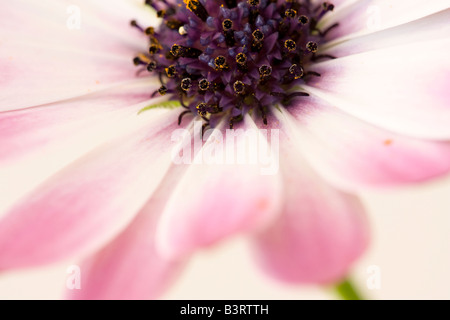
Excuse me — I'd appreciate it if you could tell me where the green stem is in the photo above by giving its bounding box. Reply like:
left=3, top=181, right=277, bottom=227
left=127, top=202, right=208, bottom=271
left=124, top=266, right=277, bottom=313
left=334, top=278, right=364, bottom=300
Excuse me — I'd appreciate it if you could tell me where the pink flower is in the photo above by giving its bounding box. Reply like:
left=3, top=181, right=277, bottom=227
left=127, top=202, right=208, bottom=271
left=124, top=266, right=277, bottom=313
left=0, top=0, right=449, bottom=299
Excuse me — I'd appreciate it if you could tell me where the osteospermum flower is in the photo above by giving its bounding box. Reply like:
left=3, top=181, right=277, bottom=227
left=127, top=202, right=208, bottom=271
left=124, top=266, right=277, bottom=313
left=0, top=0, right=449, bottom=299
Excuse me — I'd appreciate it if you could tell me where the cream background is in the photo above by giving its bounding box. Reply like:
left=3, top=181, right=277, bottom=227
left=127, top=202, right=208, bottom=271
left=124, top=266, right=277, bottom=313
left=0, top=175, right=449, bottom=300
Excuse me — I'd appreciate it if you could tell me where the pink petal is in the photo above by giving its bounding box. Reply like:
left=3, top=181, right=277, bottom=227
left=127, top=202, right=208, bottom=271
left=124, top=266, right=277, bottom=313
left=305, top=38, right=450, bottom=139
left=66, top=167, right=186, bottom=300
left=252, top=129, right=369, bottom=284
left=1, top=0, right=155, bottom=111
left=0, top=82, right=162, bottom=213
left=0, top=110, right=181, bottom=270
left=281, top=96, right=450, bottom=191
left=0, top=80, right=157, bottom=164
left=322, top=0, right=450, bottom=40
left=155, top=116, right=283, bottom=259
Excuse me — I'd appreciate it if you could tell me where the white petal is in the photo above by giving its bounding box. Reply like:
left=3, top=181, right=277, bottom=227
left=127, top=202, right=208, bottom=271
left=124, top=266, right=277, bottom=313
left=323, top=9, right=450, bottom=56
left=321, top=0, right=450, bottom=40
left=305, top=38, right=450, bottom=139
left=1, top=0, right=156, bottom=111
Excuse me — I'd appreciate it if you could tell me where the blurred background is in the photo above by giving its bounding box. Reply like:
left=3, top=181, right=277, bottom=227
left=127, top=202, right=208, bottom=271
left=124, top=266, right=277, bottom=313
left=0, top=174, right=449, bottom=300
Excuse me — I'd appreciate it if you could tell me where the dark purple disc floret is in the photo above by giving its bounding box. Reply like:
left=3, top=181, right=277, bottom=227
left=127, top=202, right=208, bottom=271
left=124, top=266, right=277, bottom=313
left=132, top=0, right=337, bottom=128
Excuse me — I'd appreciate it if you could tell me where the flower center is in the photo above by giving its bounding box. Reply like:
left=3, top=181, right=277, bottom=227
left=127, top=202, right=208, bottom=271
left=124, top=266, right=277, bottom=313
left=132, top=0, right=338, bottom=128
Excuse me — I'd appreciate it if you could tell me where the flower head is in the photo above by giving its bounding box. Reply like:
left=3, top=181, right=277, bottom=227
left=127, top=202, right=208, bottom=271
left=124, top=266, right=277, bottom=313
left=133, top=0, right=337, bottom=128
left=0, top=0, right=449, bottom=299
